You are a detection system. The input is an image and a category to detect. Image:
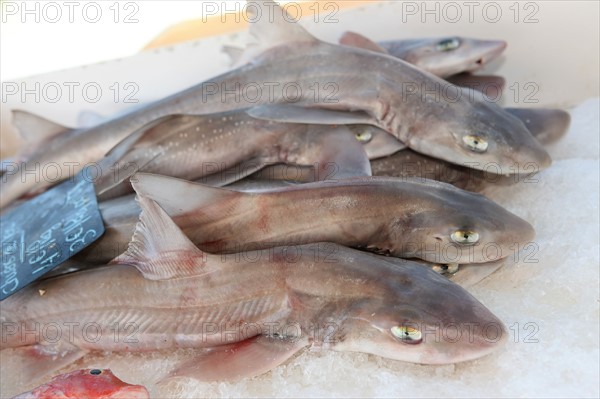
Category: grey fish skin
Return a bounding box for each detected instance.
[0,0,550,209]
[504,108,571,146]
[369,107,571,191]
[67,105,566,268]
[243,2,550,173]
[131,173,534,266]
[446,74,505,98]
[93,109,378,200]
[241,105,571,192]
[1,196,507,382]
[50,186,505,288]
[377,36,507,78]
[371,150,515,192]
[340,31,507,78]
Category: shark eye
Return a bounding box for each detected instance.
[391,326,422,344]
[463,135,488,152]
[90,369,102,375]
[432,263,460,275]
[355,131,373,143]
[436,38,461,51]
[451,230,480,245]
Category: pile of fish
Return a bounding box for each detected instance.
[1,1,571,396]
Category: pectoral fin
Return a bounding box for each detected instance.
[446,74,506,95]
[303,125,372,180]
[196,157,269,187]
[162,335,307,383]
[447,260,505,287]
[245,164,315,184]
[247,104,374,126]
[225,177,300,192]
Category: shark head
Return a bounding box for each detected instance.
[382,178,536,264]
[402,88,553,174]
[401,37,507,78]
[331,258,507,364]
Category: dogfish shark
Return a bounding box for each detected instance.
[0,0,550,209]
[0,194,508,384]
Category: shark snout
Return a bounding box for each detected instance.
[504,115,554,171]
[423,302,508,364]
[485,40,507,61]
[468,39,507,70]
[537,149,553,169]
[513,141,553,171]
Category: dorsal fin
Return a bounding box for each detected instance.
[11,110,73,144]
[130,173,246,218]
[222,45,245,66]
[77,110,107,128]
[237,0,319,64]
[111,194,212,280]
[339,31,390,54]
[247,0,317,46]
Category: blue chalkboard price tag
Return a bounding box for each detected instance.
[1,169,105,300]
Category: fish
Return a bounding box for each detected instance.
[48,187,505,287]
[246,105,570,182]
[370,149,518,192]
[11,369,149,399]
[91,108,396,200]
[504,107,572,146]
[368,107,571,191]
[339,32,570,147]
[127,173,534,266]
[0,0,551,209]
[339,31,507,78]
[61,105,561,269]
[1,194,508,383]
